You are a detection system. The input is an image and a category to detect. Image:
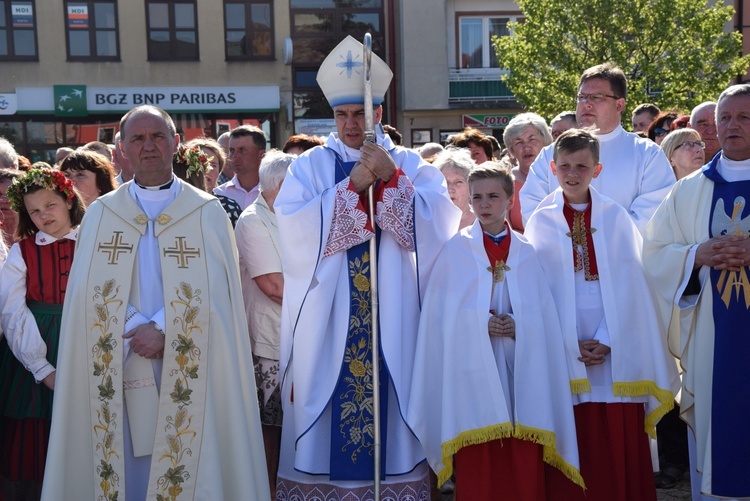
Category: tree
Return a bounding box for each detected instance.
[494,0,750,120]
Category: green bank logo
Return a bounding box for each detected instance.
[53,85,87,117]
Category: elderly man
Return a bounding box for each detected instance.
[113,131,133,184]
[274,36,459,499]
[520,63,675,232]
[690,101,720,161]
[644,84,750,500]
[214,125,265,210]
[42,105,269,501]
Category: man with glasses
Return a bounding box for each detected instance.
[644,83,750,501]
[690,101,720,161]
[520,63,675,233]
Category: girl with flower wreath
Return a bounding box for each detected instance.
[0,167,85,499]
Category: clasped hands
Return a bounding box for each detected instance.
[124,322,165,360]
[578,340,610,367]
[488,313,515,338]
[695,234,750,271]
[349,141,397,193]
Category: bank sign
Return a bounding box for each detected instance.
[46,85,279,116]
[463,113,516,129]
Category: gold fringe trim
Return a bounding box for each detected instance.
[612,381,675,438]
[437,423,514,486]
[515,424,586,489]
[570,378,591,395]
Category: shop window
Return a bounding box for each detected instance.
[0,0,38,60]
[224,0,273,60]
[146,0,198,60]
[64,1,119,60]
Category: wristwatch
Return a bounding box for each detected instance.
[149,320,165,337]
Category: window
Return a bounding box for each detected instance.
[0,0,38,60]
[146,0,198,60]
[65,1,119,60]
[458,14,521,69]
[224,0,273,60]
[289,0,385,122]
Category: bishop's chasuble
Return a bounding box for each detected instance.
[274,133,459,499]
[42,179,269,501]
[644,154,750,499]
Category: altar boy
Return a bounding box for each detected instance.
[408,164,583,501]
[525,129,677,501]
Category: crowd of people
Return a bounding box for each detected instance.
[0,34,747,501]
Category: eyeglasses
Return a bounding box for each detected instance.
[653,128,669,137]
[675,140,705,150]
[575,93,620,103]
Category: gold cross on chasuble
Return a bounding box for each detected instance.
[487,260,510,283]
[163,236,201,269]
[97,231,134,264]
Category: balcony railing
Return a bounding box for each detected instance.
[449,68,515,103]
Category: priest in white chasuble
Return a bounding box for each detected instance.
[42,105,269,501]
[273,36,459,500]
[644,84,750,501]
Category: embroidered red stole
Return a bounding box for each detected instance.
[563,201,599,281]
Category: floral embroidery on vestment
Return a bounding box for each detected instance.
[376,174,415,251]
[324,181,375,257]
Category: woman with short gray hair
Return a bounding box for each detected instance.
[433,147,476,231]
[503,113,553,232]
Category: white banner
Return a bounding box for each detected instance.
[87,86,280,112]
[0,94,18,115]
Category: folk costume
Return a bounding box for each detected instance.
[407,220,583,500]
[525,186,677,501]
[520,125,675,232]
[274,36,460,501]
[643,154,750,499]
[42,179,269,501]
[0,228,76,495]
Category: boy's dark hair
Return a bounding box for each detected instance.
[468,162,514,199]
[553,128,600,164]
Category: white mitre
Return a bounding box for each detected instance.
[316,35,393,107]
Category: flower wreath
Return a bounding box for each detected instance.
[174,144,213,179]
[6,167,76,213]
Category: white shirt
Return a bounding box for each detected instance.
[213,174,259,211]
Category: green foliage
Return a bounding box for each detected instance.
[495,0,750,121]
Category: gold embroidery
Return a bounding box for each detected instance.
[339,252,374,464]
[91,279,123,501]
[134,214,173,226]
[487,260,510,283]
[97,231,134,265]
[716,268,750,308]
[163,237,202,269]
[155,282,203,501]
[567,211,598,281]
[710,197,750,308]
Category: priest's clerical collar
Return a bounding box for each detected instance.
[485,229,508,244]
[134,177,174,191]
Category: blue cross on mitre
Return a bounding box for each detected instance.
[337,50,364,78]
